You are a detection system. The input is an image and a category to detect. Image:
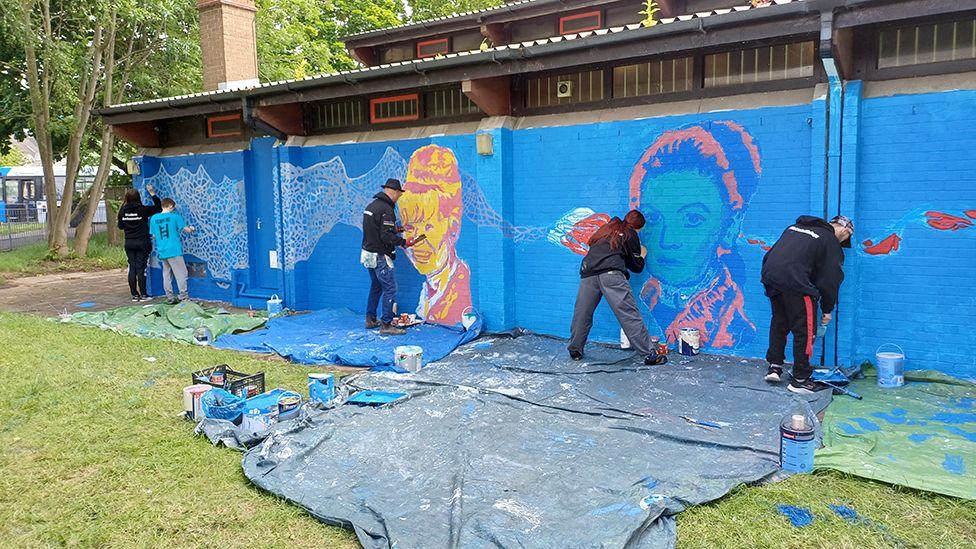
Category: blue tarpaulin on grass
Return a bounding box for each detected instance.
[214,308,483,371]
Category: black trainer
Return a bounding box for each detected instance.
[764,364,783,383]
[644,353,668,366]
[787,378,828,395]
[568,350,583,361]
[130,296,140,302]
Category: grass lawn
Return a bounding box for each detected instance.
[0,232,126,285]
[0,311,973,547]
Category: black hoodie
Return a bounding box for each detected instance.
[579,222,645,279]
[761,215,846,313]
[117,195,162,250]
[361,192,406,259]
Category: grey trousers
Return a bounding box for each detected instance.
[160,255,189,300]
[568,270,654,357]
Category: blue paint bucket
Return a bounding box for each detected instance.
[267,294,283,317]
[276,392,302,421]
[876,344,905,388]
[678,328,700,356]
[308,372,335,405]
[780,414,816,473]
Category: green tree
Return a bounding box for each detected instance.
[406,0,504,22]
[256,0,404,81]
[0,146,30,166]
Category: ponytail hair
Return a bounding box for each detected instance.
[588,210,645,251]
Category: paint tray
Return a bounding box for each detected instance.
[347,390,407,406]
[812,368,850,386]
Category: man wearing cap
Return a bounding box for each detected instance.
[761,215,854,394]
[361,179,419,335]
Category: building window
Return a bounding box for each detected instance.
[416,38,449,58]
[704,41,815,88]
[206,114,242,138]
[308,99,365,132]
[370,94,420,123]
[559,11,602,35]
[878,18,976,68]
[613,57,693,98]
[526,70,605,108]
[424,88,481,119]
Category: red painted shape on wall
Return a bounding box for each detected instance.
[562,213,611,255]
[925,211,974,231]
[862,233,901,255]
[965,210,976,219]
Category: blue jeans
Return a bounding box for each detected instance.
[366,257,397,324]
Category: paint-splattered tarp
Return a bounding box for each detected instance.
[213,308,482,371]
[816,369,976,500]
[63,301,266,344]
[242,335,830,548]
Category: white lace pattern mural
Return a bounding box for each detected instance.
[141,163,248,282]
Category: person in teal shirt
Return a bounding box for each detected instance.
[149,198,195,304]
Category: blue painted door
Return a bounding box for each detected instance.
[245,137,281,294]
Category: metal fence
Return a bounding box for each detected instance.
[0,203,107,252]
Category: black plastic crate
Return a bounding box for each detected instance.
[192,364,265,399]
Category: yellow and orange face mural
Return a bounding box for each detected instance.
[398,145,473,325]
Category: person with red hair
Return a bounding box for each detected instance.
[568,210,666,365]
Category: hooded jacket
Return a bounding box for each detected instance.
[362,192,406,259]
[117,195,162,250]
[579,223,645,279]
[761,215,846,313]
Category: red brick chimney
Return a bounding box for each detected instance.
[196,0,259,91]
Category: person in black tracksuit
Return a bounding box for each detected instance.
[761,214,854,394]
[568,210,665,366]
[361,179,419,335]
[117,185,161,301]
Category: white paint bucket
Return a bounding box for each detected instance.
[242,408,274,436]
[678,328,700,356]
[308,373,335,404]
[183,384,213,421]
[394,345,423,373]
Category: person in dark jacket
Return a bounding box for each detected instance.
[117,185,161,301]
[761,214,853,394]
[568,210,665,365]
[361,179,420,335]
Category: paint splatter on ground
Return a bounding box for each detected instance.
[828,504,859,522]
[776,505,814,527]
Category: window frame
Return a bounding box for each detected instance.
[206,113,243,138]
[863,15,976,81]
[559,11,602,35]
[416,37,450,59]
[369,93,421,124]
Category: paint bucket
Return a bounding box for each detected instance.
[394,345,423,373]
[183,384,213,421]
[277,393,302,421]
[242,408,274,436]
[620,328,631,350]
[876,344,905,388]
[461,308,478,330]
[267,294,283,317]
[678,328,700,356]
[193,326,212,346]
[779,414,816,473]
[308,373,336,405]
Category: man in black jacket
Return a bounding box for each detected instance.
[761,215,854,394]
[361,179,418,335]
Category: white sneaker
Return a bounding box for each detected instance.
[765,364,784,382]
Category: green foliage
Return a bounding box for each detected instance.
[640,0,660,27]
[256,0,405,81]
[0,145,29,166]
[0,232,125,278]
[406,0,504,21]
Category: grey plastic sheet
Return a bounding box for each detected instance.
[242,335,831,548]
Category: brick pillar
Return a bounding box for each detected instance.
[196,0,259,91]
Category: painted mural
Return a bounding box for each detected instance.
[139,160,248,283]
[860,208,976,256]
[399,145,473,324]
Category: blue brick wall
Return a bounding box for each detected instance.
[130,88,976,380]
[853,89,976,379]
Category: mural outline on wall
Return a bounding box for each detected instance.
[140,162,248,284]
[860,207,976,256]
[398,145,473,325]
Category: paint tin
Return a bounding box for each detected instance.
[183,384,213,421]
[876,344,905,388]
[678,328,700,356]
[620,328,631,350]
[657,342,669,355]
[210,371,225,386]
[308,373,336,405]
[242,408,274,436]
[267,294,283,317]
[193,326,212,346]
[277,393,302,421]
[779,414,816,473]
[394,345,424,373]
